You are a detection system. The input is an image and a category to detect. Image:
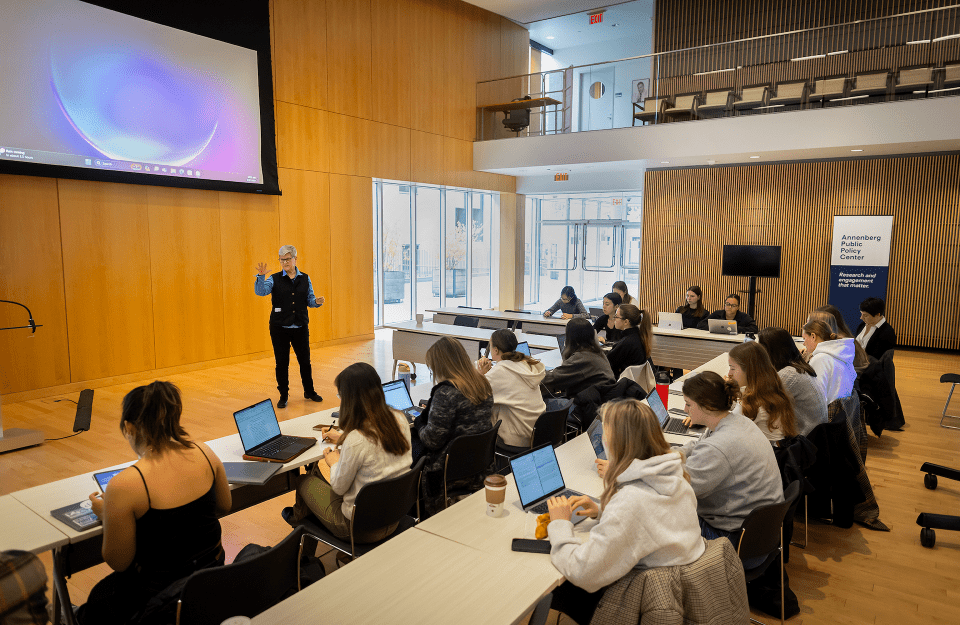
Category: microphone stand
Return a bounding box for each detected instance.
[0,300,45,452]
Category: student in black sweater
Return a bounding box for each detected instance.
[675,285,709,329]
[696,293,758,334]
[592,292,623,344]
[606,304,653,378]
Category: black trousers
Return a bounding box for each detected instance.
[269,324,315,396]
[550,580,605,625]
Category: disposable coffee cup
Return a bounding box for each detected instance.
[416,313,424,325]
[485,474,507,517]
[221,617,252,625]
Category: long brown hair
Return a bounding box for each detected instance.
[334,363,409,455]
[729,342,798,438]
[489,329,540,365]
[426,337,492,405]
[617,304,652,356]
[681,372,740,412]
[678,285,707,318]
[120,381,192,453]
[758,327,816,377]
[597,399,687,511]
[562,318,605,360]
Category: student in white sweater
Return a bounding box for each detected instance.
[291,363,412,543]
[545,399,705,624]
[802,319,857,404]
[476,329,546,449]
[727,341,799,443]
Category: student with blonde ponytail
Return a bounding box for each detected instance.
[802,318,857,404]
[477,329,546,449]
[545,399,704,624]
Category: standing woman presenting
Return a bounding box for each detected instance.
[612,281,638,306]
[675,286,708,329]
[543,286,590,319]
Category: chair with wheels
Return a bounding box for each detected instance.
[917,462,960,548]
[442,422,501,508]
[939,373,960,429]
[280,458,426,560]
[175,526,316,625]
[734,480,801,625]
[495,402,571,471]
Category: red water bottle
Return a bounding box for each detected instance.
[656,370,671,409]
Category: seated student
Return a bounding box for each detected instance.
[543,285,590,319]
[802,318,857,404]
[696,293,758,333]
[413,337,494,514]
[812,306,869,370]
[606,304,653,378]
[591,292,623,344]
[679,372,783,546]
[79,382,232,625]
[758,327,828,436]
[612,280,638,307]
[545,399,705,625]
[855,297,896,360]
[291,363,412,542]
[542,318,615,398]
[476,329,546,450]
[675,285,708,329]
[727,341,799,444]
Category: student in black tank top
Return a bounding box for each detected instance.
[77,381,232,625]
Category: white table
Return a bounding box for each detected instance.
[0,494,69,553]
[428,307,569,336]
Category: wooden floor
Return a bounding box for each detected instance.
[2,330,958,624]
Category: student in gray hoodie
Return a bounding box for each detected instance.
[542,318,615,398]
[477,329,546,448]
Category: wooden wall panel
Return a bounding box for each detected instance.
[219,192,280,356]
[58,180,155,382]
[273,0,328,110]
[276,101,330,173]
[328,174,375,339]
[277,168,333,343]
[410,0,447,134]
[410,130,445,186]
[641,155,960,350]
[325,0,373,120]
[147,187,226,368]
[0,176,70,394]
[371,0,414,129]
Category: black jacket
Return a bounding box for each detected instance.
[606,326,649,378]
[854,321,896,360]
[592,315,622,342]
[697,309,758,334]
[675,305,708,329]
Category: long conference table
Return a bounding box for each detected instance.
[423,307,751,371]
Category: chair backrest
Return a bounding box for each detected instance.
[702,90,731,106]
[773,81,806,98]
[644,96,672,111]
[444,421,501,484]
[177,526,307,625]
[478,318,509,330]
[618,362,656,393]
[853,71,889,90]
[814,76,847,96]
[454,315,479,328]
[736,480,801,564]
[738,85,768,103]
[351,457,426,533]
[943,63,960,81]
[897,67,933,86]
[530,403,571,449]
[673,93,699,109]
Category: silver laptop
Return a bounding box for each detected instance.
[658,312,683,331]
[509,443,591,525]
[707,319,738,335]
[644,388,706,442]
[382,379,422,423]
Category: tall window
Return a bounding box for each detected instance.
[374,180,499,325]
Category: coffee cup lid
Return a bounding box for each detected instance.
[485,474,507,487]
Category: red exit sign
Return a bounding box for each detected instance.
[589,12,603,25]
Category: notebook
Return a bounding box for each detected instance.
[223,461,282,486]
[233,399,317,463]
[707,319,738,335]
[645,388,706,442]
[382,379,422,423]
[658,312,683,331]
[516,341,531,356]
[508,443,590,524]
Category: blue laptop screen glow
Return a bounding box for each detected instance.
[516,341,530,356]
[382,380,414,410]
[235,400,281,450]
[511,445,565,507]
[646,389,670,427]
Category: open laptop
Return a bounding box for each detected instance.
[645,387,706,443]
[589,307,603,319]
[658,312,683,331]
[586,418,606,460]
[233,399,317,463]
[508,443,591,525]
[707,318,738,335]
[382,379,422,423]
[556,334,565,352]
[516,341,531,356]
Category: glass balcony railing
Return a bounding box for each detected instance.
[476,4,960,141]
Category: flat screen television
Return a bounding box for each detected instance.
[0,0,279,195]
[722,245,782,278]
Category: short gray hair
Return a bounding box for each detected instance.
[278,245,297,258]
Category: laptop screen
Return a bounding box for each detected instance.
[382,380,415,410]
[234,399,281,450]
[516,341,530,356]
[557,335,565,352]
[510,444,566,508]
[645,389,671,428]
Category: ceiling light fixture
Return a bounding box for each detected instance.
[851,149,864,152]
[546,36,555,40]
[907,39,931,45]
[790,54,826,62]
[827,50,849,56]
[933,33,960,42]
[750,155,760,159]
[660,161,669,164]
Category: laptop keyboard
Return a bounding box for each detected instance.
[256,435,299,456]
[530,490,580,515]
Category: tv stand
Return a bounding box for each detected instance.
[738,276,760,322]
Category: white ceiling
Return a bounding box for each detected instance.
[527,0,653,51]
[461,0,641,27]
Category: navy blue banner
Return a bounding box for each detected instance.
[829,266,889,334]
[827,216,893,336]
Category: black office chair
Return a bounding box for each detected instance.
[454,315,479,328]
[495,403,571,471]
[527,592,553,625]
[502,96,532,135]
[734,480,801,625]
[505,309,535,330]
[918,462,960,547]
[176,526,315,625]
[442,422,501,508]
[281,458,425,559]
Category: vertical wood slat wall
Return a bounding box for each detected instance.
[641,155,960,350]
